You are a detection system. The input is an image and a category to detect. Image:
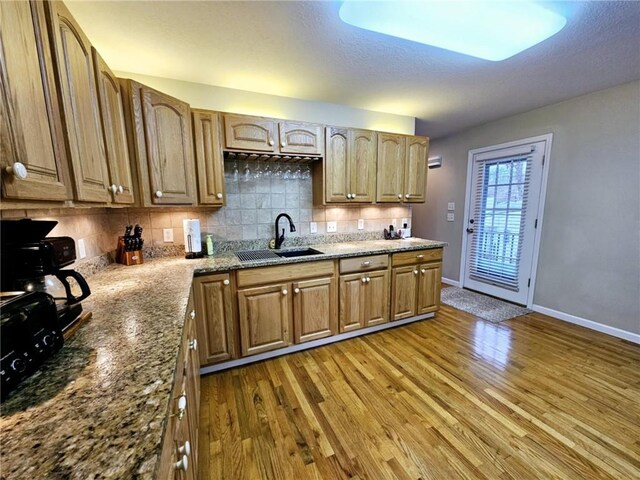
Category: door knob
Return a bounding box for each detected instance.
[189,339,197,351]
[109,184,117,194]
[397,194,402,199]
[413,270,419,275]
[269,139,275,146]
[178,441,191,456]
[223,279,230,285]
[155,190,163,198]
[118,185,124,194]
[282,289,288,295]
[405,194,410,199]
[5,162,28,180]
[281,142,287,147]
[175,455,188,471]
[294,288,300,294]
[217,192,223,199]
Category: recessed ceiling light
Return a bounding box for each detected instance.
[338,1,567,61]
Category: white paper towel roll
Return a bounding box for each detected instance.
[183,219,202,253]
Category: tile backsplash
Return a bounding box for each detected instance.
[1,162,412,259]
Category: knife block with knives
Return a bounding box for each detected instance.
[116,224,144,266]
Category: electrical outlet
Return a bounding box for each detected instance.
[326,221,337,233]
[448,202,455,211]
[77,239,86,259]
[447,213,455,222]
[357,219,364,230]
[310,222,318,234]
[163,228,174,242]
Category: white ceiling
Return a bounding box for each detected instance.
[67,1,640,138]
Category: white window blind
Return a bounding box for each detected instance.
[467,153,532,292]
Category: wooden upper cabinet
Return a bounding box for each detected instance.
[279,121,324,155]
[324,127,350,202]
[120,79,196,206]
[223,114,276,152]
[92,49,134,204]
[192,110,225,206]
[46,1,110,203]
[349,129,377,202]
[192,273,236,366]
[0,1,70,203]
[376,133,406,203]
[404,136,428,203]
[292,276,337,343]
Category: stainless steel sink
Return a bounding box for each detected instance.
[275,248,323,258]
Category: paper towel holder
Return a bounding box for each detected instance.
[183,218,204,259]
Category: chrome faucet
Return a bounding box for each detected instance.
[274,213,296,249]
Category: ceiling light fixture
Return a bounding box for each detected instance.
[338,1,567,61]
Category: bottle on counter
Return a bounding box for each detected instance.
[205,235,214,256]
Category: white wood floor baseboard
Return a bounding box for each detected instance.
[441,277,460,287]
[532,304,640,344]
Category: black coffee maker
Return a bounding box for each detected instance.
[1,219,91,332]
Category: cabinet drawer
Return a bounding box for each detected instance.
[236,260,335,288]
[340,254,388,274]
[392,248,442,267]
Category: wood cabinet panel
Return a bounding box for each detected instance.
[192,273,236,366]
[349,129,377,202]
[238,284,291,356]
[236,261,334,288]
[92,49,134,204]
[392,248,443,267]
[404,136,428,203]
[141,86,195,205]
[324,127,350,203]
[192,110,225,205]
[376,133,405,203]
[224,114,276,152]
[293,276,336,343]
[340,254,388,274]
[279,121,323,155]
[0,1,70,202]
[339,272,365,333]
[417,262,442,314]
[364,269,389,327]
[391,265,418,321]
[47,0,110,203]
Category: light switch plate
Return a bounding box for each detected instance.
[310,222,318,234]
[327,221,337,233]
[163,228,174,242]
[77,239,86,259]
[447,213,455,222]
[357,219,364,230]
[448,202,455,211]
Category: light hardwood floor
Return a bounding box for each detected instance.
[198,296,640,479]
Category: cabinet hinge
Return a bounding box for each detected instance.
[534,219,538,229]
[527,278,531,287]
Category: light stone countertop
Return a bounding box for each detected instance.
[0,238,445,479]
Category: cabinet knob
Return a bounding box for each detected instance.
[223,279,230,286]
[5,162,28,180]
[361,277,367,283]
[269,139,275,146]
[421,269,426,274]
[361,261,371,267]
[175,455,188,471]
[346,193,351,199]
[282,289,288,295]
[178,440,191,456]
[189,339,197,351]
[281,142,287,147]
[109,184,117,194]
[190,310,196,319]
[217,192,223,199]
[294,288,300,294]
[397,194,402,199]
[155,190,163,198]
[405,194,410,199]
[416,254,424,259]
[118,185,124,194]
[366,277,371,283]
[414,270,419,275]
[177,393,187,420]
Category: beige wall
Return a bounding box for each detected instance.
[413,81,640,334]
[115,72,415,135]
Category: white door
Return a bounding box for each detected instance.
[462,138,548,305]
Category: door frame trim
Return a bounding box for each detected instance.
[459,133,553,308]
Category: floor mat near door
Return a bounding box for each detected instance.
[441,286,532,323]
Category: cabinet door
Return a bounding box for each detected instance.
[404,136,428,203]
[192,110,225,205]
[47,1,110,203]
[184,310,199,479]
[417,262,442,314]
[92,49,134,204]
[391,265,418,321]
[349,129,377,203]
[224,114,276,152]
[278,121,324,155]
[339,272,366,332]
[376,133,406,203]
[293,276,336,343]
[364,269,389,327]
[141,86,195,204]
[325,127,350,203]
[192,273,236,366]
[0,1,70,201]
[238,284,291,356]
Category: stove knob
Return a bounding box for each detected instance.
[11,358,26,373]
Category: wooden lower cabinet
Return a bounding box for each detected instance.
[339,269,389,332]
[238,283,292,356]
[365,269,390,327]
[417,262,442,314]
[293,276,337,343]
[192,273,236,366]
[391,250,443,320]
[391,265,419,321]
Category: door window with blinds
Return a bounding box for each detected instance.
[463,138,548,305]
